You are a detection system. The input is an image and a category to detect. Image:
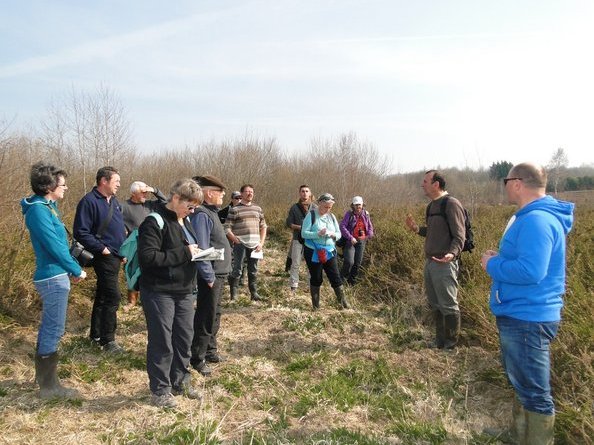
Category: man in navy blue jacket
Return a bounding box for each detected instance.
[74,166,127,353]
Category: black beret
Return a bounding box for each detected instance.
[192,175,226,190]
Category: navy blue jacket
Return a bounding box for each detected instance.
[73,187,126,255]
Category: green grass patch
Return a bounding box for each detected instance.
[281,312,326,335]
[387,420,448,444]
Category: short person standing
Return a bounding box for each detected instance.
[481,163,574,444]
[339,195,374,285]
[137,179,203,408]
[301,193,350,310]
[22,162,86,399]
[121,181,167,310]
[190,175,232,377]
[285,184,316,292]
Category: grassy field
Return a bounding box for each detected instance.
[0,204,592,444]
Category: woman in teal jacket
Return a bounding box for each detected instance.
[21,162,86,399]
[301,193,350,309]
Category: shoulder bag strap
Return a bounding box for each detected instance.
[96,199,116,239]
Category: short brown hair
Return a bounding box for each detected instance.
[510,163,547,189]
[96,166,119,185]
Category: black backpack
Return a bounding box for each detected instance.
[425,196,475,253]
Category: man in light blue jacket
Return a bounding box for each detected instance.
[481,163,574,444]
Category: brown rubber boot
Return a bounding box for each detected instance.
[123,290,139,312]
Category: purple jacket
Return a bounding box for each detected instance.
[339,209,374,245]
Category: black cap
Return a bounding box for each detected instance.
[192,175,226,190]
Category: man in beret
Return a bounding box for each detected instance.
[189,175,232,377]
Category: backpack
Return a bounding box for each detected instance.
[119,212,165,290]
[425,196,475,253]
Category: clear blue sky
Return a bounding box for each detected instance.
[1,0,593,173]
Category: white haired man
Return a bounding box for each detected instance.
[121,181,166,310]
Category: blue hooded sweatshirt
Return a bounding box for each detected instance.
[21,195,82,281]
[487,195,574,322]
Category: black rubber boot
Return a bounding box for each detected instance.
[443,312,460,349]
[310,285,321,310]
[35,352,80,399]
[333,286,350,309]
[433,310,445,349]
[228,277,239,301]
[248,278,261,301]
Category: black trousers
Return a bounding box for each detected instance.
[141,287,194,396]
[303,246,343,288]
[91,253,123,345]
[191,275,225,365]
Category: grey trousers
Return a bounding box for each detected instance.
[423,258,460,315]
[141,287,194,396]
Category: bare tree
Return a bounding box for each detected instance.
[42,84,136,191]
[547,147,568,194]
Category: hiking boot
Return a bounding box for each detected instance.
[103,341,125,354]
[172,383,202,400]
[151,392,177,408]
[205,353,224,363]
[192,360,212,377]
[90,337,101,348]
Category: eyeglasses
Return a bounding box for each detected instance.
[503,177,523,185]
[233,196,241,200]
[185,204,198,211]
[57,184,67,188]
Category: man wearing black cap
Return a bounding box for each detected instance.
[218,191,242,224]
[189,175,232,377]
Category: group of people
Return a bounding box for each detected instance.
[285,185,375,309]
[22,161,573,443]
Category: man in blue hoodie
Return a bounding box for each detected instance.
[481,163,574,445]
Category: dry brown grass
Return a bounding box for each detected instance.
[0,242,518,445]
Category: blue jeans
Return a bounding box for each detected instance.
[496,316,559,415]
[34,274,71,355]
[341,239,366,285]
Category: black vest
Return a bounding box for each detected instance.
[196,204,232,275]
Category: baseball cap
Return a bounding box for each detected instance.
[352,196,363,205]
[231,191,241,199]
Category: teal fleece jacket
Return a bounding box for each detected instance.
[487,195,574,322]
[21,195,82,281]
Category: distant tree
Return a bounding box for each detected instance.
[565,177,578,191]
[547,147,568,194]
[488,161,513,181]
[42,84,135,191]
